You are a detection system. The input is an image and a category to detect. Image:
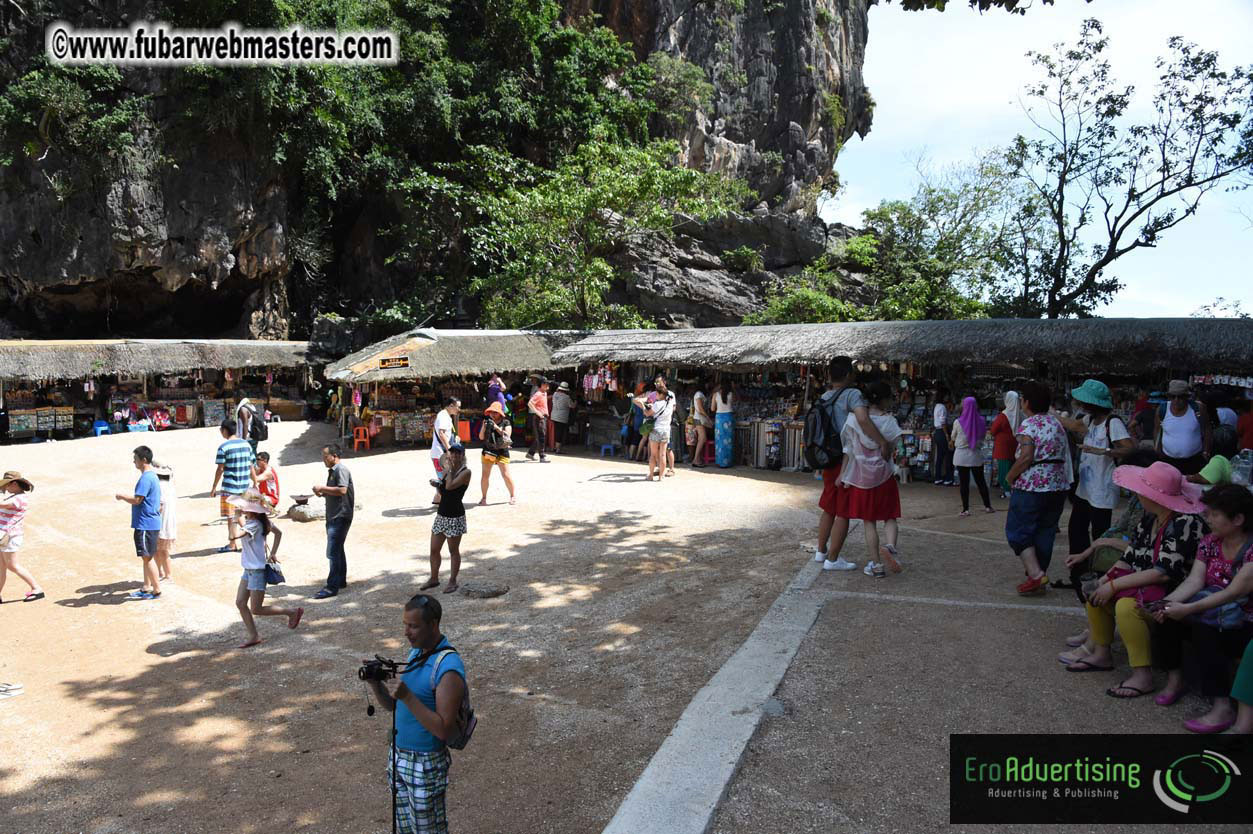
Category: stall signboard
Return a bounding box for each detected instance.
[379,356,410,370]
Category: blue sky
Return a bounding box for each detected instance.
[818,0,1253,317]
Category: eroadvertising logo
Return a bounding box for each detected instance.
[950,735,1251,824]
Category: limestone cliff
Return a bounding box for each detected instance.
[569,0,872,208]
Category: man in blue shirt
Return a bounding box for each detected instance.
[115,445,163,600]
[210,418,256,553]
[366,594,466,834]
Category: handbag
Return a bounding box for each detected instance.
[1104,521,1173,606]
[264,562,286,585]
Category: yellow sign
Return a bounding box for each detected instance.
[379,356,409,370]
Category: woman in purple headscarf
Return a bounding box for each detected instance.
[951,395,994,517]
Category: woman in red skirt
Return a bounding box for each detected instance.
[839,381,904,577]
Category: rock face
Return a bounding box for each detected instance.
[569,0,873,207]
[0,130,290,338]
[608,212,868,327]
[0,1,871,337]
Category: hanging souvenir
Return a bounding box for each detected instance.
[352,387,362,407]
[266,370,274,384]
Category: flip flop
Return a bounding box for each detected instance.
[238,638,263,649]
[1106,684,1155,699]
[444,582,459,594]
[288,607,304,630]
[1064,634,1087,647]
[217,545,233,553]
[418,579,440,591]
[1066,659,1114,672]
[23,592,45,602]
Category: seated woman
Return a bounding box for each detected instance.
[1063,461,1206,699]
[1060,450,1158,652]
[1152,484,1253,732]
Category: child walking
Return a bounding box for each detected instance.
[0,471,43,603]
[228,492,302,648]
[154,464,177,582]
[838,382,904,578]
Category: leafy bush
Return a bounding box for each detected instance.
[720,245,765,273]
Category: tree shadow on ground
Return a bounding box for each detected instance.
[7,511,800,834]
[274,421,339,467]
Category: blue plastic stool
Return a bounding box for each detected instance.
[600,444,617,458]
[92,420,111,437]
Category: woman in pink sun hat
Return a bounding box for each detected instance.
[227,491,302,649]
[1064,461,1207,699]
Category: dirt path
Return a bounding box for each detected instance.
[1,423,838,834]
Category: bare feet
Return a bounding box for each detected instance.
[288,607,304,629]
[418,577,440,591]
[478,498,488,506]
[239,637,262,649]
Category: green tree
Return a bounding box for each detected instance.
[471,138,751,329]
[1003,19,1253,318]
[644,53,713,136]
[743,255,867,325]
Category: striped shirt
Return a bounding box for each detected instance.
[0,493,29,538]
[216,438,255,494]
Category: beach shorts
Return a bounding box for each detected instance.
[134,529,159,558]
[242,568,267,592]
[389,748,451,834]
[220,492,243,518]
[432,514,467,538]
[1,534,23,553]
[648,429,670,445]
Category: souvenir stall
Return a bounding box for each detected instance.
[325,328,581,449]
[0,339,315,442]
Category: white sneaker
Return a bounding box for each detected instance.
[823,556,857,571]
[863,561,878,576]
[813,550,827,563]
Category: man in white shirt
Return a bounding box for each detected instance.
[430,397,461,503]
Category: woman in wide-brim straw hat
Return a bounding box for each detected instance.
[1062,461,1207,699]
[227,490,301,648]
[0,471,43,603]
[478,401,516,506]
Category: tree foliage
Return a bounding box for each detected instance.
[1004,19,1253,317]
[470,138,751,329]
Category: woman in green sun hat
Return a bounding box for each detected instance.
[1069,379,1135,557]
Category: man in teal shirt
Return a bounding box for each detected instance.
[115,445,163,600]
[366,594,467,834]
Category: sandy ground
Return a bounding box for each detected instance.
[0,424,1195,833]
[1,422,823,834]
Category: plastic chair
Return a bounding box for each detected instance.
[353,426,371,451]
[600,443,617,458]
[92,420,111,437]
[702,440,716,465]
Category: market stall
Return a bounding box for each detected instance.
[324,328,581,449]
[0,339,316,442]
[554,318,1253,474]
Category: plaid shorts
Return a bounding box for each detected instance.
[388,748,451,834]
[220,492,243,518]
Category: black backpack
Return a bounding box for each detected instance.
[247,404,269,442]
[804,388,852,470]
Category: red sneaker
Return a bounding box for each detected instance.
[1017,575,1049,596]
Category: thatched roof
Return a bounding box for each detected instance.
[0,339,313,382]
[552,319,1253,373]
[326,329,583,383]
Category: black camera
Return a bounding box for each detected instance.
[358,655,399,682]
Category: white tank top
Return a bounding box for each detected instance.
[1161,406,1203,459]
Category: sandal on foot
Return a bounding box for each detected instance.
[1106,683,1154,699]
[1154,689,1186,707]
[1066,659,1113,672]
[418,578,440,591]
[288,607,304,630]
[23,591,45,602]
[238,638,263,649]
[444,582,459,594]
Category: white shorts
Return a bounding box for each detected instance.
[1,534,22,553]
[160,513,177,541]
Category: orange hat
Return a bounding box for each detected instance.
[484,401,506,418]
